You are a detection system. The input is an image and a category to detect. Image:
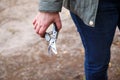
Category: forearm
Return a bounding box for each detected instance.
[39,0,63,12]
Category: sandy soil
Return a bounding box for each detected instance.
[0,0,120,80]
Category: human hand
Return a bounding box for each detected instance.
[33,12,62,38]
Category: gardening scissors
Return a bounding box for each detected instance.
[45,23,58,55]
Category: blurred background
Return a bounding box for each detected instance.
[0,0,120,80]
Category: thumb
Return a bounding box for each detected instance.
[54,16,62,31]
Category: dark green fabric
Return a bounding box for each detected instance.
[39,0,99,27]
[39,0,63,12]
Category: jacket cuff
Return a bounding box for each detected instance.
[39,0,63,12]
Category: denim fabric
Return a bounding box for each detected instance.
[70,1,120,80]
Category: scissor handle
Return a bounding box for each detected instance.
[53,23,59,39]
[53,23,58,32]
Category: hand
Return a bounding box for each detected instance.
[33,12,62,38]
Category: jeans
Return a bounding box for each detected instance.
[70,0,120,80]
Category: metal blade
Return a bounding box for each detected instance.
[48,38,57,54]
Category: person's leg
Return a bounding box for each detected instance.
[70,1,119,80]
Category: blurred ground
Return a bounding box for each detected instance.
[0,0,120,80]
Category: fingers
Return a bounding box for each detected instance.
[39,23,50,38]
[33,15,37,25]
[32,18,36,25]
[33,16,37,29]
[34,22,38,29]
[33,19,50,38]
[35,23,40,34]
[32,12,62,38]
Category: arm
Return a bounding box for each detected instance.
[33,0,63,37]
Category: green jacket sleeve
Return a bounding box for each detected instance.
[39,0,63,12]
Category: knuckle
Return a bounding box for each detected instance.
[35,28,40,34]
[59,27,62,30]
[36,31,39,34]
[39,32,43,36]
[40,34,44,38]
[43,23,48,28]
[32,21,35,25]
[57,24,62,30]
[34,26,36,29]
[39,31,45,38]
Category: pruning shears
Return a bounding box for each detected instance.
[45,23,58,55]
